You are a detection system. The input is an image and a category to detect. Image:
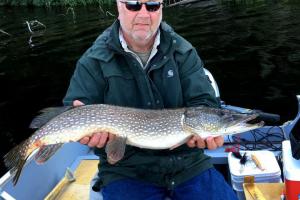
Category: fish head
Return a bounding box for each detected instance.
[183,106,223,134]
[183,106,264,138]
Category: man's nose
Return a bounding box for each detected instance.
[138,3,149,14]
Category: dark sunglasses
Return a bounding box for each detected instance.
[119,1,162,12]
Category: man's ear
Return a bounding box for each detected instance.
[116,1,121,20]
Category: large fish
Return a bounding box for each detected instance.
[4,104,264,185]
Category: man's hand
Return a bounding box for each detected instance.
[187,135,224,150]
[73,100,115,148]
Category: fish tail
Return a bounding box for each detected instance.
[11,157,27,185]
[4,140,37,186]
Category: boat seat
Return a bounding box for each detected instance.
[203,68,220,99]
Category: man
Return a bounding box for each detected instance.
[63,0,238,199]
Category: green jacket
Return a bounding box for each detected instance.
[63,20,220,189]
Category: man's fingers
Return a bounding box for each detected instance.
[88,133,101,147]
[80,136,90,145]
[97,132,109,148]
[73,100,85,107]
[206,137,217,150]
[187,136,197,148]
[214,136,224,147]
[79,132,113,148]
[187,135,206,148]
[195,136,206,149]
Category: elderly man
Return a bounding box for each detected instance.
[63,0,238,199]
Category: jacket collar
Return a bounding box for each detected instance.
[87,20,185,62]
[86,20,120,62]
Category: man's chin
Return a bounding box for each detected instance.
[132,33,153,43]
[132,31,153,41]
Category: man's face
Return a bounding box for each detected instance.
[117,0,162,45]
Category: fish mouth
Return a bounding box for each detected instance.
[247,120,264,127]
[224,120,264,135]
[244,114,263,125]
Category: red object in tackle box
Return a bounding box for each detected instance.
[282,140,300,200]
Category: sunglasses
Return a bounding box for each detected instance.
[119,1,162,12]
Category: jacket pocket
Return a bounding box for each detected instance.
[102,64,139,106]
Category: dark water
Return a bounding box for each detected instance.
[0,0,300,176]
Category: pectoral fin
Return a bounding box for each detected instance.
[35,143,63,164]
[105,136,127,164]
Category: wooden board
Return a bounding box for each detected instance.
[45,160,99,200]
[243,183,285,200]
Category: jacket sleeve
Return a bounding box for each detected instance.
[177,48,220,108]
[63,56,106,106]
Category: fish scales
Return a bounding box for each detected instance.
[4,104,264,185]
[42,104,189,149]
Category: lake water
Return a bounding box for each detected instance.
[0,0,300,175]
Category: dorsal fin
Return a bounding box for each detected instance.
[29,106,73,129]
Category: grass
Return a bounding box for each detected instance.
[0,0,114,7]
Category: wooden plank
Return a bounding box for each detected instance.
[73,160,99,185]
[243,183,285,200]
[44,160,99,200]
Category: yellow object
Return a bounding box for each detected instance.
[243,182,285,200]
[251,154,265,171]
[44,160,99,200]
[244,183,266,200]
[44,168,75,200]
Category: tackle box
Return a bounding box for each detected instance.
[228,150,282,200]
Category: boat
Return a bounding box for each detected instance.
[1,69,299,200]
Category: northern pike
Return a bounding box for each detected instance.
[4,104,264,185]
